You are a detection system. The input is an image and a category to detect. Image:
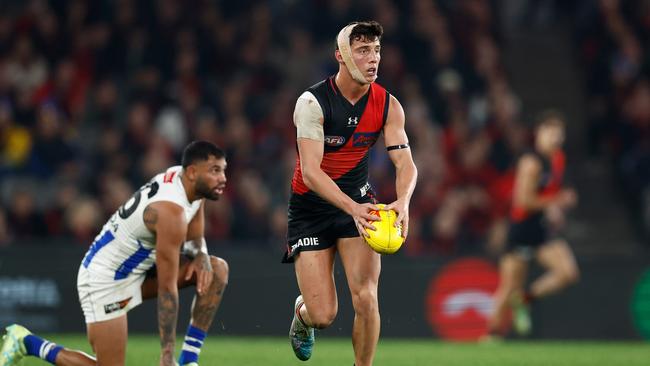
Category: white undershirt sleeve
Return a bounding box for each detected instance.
[293,91,324,142]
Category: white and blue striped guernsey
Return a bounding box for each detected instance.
[81,165,202,281]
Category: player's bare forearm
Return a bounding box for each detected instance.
[298,138,378,234]
[304,167,379,236]
[525,194,557,211]
[185,202,206,252]
[297,136,363,214]
[158,289,178,364]
[303,167,357,214]
[298,138,357,214]
[384,95,417,207]
[386,147,417,207]
[385,159,416,238]
[151,202,186,365]
[182,204,213,297]
[394,160,417,204]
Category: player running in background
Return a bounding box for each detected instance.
[487,112,580,337]
[283,21,418,366]
[1,141,230,366]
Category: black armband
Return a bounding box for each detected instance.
[386,143,410,151]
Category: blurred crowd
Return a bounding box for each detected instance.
[574,0,650,243]
[0,0,592,256]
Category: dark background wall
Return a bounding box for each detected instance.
[0,0,649,343]
[2,243,648,340]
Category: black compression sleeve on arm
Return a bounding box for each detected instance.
[386,144,410,151]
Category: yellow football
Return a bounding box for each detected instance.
[364,204,404,254]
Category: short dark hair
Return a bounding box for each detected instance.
[335,20,383,49]
[181,141,225,168]
[535,109,566,129]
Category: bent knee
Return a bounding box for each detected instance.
[309,307,337,329]
[564,266,580,285]
[351,287,379,314]
[210,256,229,287]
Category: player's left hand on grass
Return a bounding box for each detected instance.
[384,199,409,239]
[186,252,213,296]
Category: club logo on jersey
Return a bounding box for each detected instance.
[347,116,359,127]
[163,171,176,183]
[104,297,132,314]
[352,132,379,147]
[324,135,346,146]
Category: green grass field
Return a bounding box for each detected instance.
[15,335,650,366]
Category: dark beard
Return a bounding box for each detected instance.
[196,179,220,201]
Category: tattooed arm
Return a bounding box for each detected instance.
[183,201,213,295]
[146,202,187,366]
[183,201,209,257]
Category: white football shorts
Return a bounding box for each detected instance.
[77,266,146,323]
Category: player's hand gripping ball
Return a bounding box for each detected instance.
[364,204,404,254]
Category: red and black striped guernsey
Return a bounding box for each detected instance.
[289,76,390,216]
[510,150,566,222]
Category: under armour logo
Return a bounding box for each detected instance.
[347,116,359,126]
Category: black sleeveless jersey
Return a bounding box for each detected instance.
[289,76,390,215]
[511,149,566,222]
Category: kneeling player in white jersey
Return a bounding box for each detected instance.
[1,141,229,366]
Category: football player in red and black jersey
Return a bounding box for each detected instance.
[284,21,417,365]
[487,111,580,338]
